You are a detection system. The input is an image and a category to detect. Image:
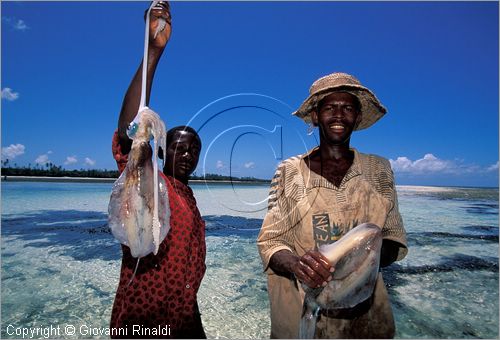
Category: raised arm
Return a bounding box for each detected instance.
[117,1,172,154]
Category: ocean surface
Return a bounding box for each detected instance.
[1,181,498,339]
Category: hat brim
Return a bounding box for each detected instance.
[292,84,387,131]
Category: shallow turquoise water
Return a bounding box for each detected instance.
[1,181,498,338]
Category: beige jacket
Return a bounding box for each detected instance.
[257,148,408,338]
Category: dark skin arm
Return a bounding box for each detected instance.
[380,239,400,267]
[269,250,333,289]
[117,1,172,155]
[269,239,400,289]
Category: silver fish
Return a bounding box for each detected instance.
[108,108,169,259]
[299,223,383,338]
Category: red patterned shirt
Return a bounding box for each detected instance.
[110,131,206,338]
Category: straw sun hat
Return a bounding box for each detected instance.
[292,72,387,131]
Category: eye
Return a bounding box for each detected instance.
[343,105,354,113]
[191,147,201,156]
[173,144,187,153]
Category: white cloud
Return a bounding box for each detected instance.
[487,161,499,172]
[35,154,50,165]
[14,19,28,30]
[390,153,495,175]
[390,156,412,172]
[391,154,455,174]
[84,158,96,166]
[3,17,29,31]
[1,88,20,101]
[1,144,25,160]
[216,160,225,169]
[244,161,255,169]
[64,156,78,165]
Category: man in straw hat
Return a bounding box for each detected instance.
[257,72,408,338]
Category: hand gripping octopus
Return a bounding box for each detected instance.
[108,1,169,283]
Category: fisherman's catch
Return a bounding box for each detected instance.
[108,108,169,258]
[299,223,383,338]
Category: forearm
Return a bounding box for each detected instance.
[117,47,164,153]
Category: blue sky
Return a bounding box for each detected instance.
[2,1,498,187]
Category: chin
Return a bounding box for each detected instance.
[325,132,351,144]
[175,171,191,181]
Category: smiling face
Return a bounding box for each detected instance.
[311,92,362,146]
[163,130,201,184]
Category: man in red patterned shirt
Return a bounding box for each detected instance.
[110,2,206,338]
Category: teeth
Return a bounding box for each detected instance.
[329,124,344,129]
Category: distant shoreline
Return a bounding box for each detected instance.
[1,176,496,189]
[1,175,116,183]
[1,175,271,185]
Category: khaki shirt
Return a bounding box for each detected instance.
[257,148,408,338]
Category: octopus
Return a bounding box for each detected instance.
[108,108,169,259]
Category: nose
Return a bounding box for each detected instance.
[181,150,192,161]
[331,105,344,118]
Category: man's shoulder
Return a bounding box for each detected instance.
[356,151,396,197]
[270,154,305,187]
[356,150,392,171]
[269,154,306,203]
[276,154,303,171]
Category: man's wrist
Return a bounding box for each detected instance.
[148,45,165,59]
[270,250,300,276]
[285,254,300,275]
